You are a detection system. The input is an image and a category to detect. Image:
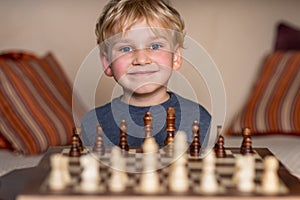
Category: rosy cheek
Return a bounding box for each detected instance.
[111,60,128,79]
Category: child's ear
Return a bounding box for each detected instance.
[101,53,113,77]
[173,45,182,71]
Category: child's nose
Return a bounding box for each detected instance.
[132,49,151,65]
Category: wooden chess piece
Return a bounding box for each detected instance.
[164,107,176,145]
[69,134,81,157]
[215,125,226,158]
[143,111,153,139]
[190,120,201,157]
[93,125,105,156]
[118,119,129,151]
[240,127,254,155]
[72,127,83,152]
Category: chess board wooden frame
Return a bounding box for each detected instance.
[17,146,300,200]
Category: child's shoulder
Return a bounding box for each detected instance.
[82,101,111,121]
[169,92,210,115]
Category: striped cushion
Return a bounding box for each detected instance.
[0,52,82,154]
[227,51,300,135]
[0,132,14,151]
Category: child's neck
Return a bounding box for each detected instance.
[121,89,170,107]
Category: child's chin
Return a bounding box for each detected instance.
[131,84,165,95]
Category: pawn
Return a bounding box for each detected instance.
[93,125,105,156]
[262,156,280,194]
[200,151,218,193]
[240,128,254,155]
[174,131,188,159]
[241,136,254,155]
[143,111,153,139]
[169,163,189,193]
[215,126,226,158]
[118,119,129,151]
[140,171,160,194]
[72,127,83,152]
[69,135,81,157]
[190,120,201,157]
[235,155,255,193]
[109,147,128,192]
[109,168,128,192]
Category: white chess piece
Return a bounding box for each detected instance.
[48,154,69,190]
[236,155,255,193]
[60,155,72,185]
[109,146,128,192]
[109,168,128,192]
[174,131,188,159]
[80,154,100,192]
[110,146,123,170]
[142,137,159,171]
[200,151,218,193]
[140,171,160,193]
[262,156,280,194]
[139,137,160,193]
[168,131,189,193]
[169,163,189,192]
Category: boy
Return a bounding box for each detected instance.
[81,0,211,147]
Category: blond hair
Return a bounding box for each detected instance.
[95,0,185,51]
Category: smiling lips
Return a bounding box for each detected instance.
[127,65,160,76]
[128,70,158,75]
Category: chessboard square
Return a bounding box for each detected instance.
[216,157,235,164]
[134,152,143,159]
[128,149,137,154]
[189,172,199,181]
[127,174,138,186]
[225,149,233,155]
[159,157,173,166]
[255,162,264,170]
[126,163,143,173]
[99,158,110,165]
[219,177,234,188]
[216,166,235,175]
[253,151,262,159]
[61,148,70,155]
[126,156,139,165]
[187,161,202,169]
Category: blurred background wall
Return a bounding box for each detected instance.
[1,0,300,129]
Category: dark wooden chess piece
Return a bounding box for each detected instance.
[72,127,83,152]
[164,107,176,145]
[69,134,81,157]
[118,119,129,151]
[190,120,201,157]
[143,111,153,139]
[215,125,227,158]
[240,127,254,155]
[93,125,105,156]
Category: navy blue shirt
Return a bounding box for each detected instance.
[81,92,211,147]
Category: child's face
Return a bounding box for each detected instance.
[101,20,182,96]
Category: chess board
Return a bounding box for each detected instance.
[17,146,300,200]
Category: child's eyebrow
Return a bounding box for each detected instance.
[109,38,134,49]
[148,36,169,42]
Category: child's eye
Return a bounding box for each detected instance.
[150,43,162,50]
[120,46,133,53]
